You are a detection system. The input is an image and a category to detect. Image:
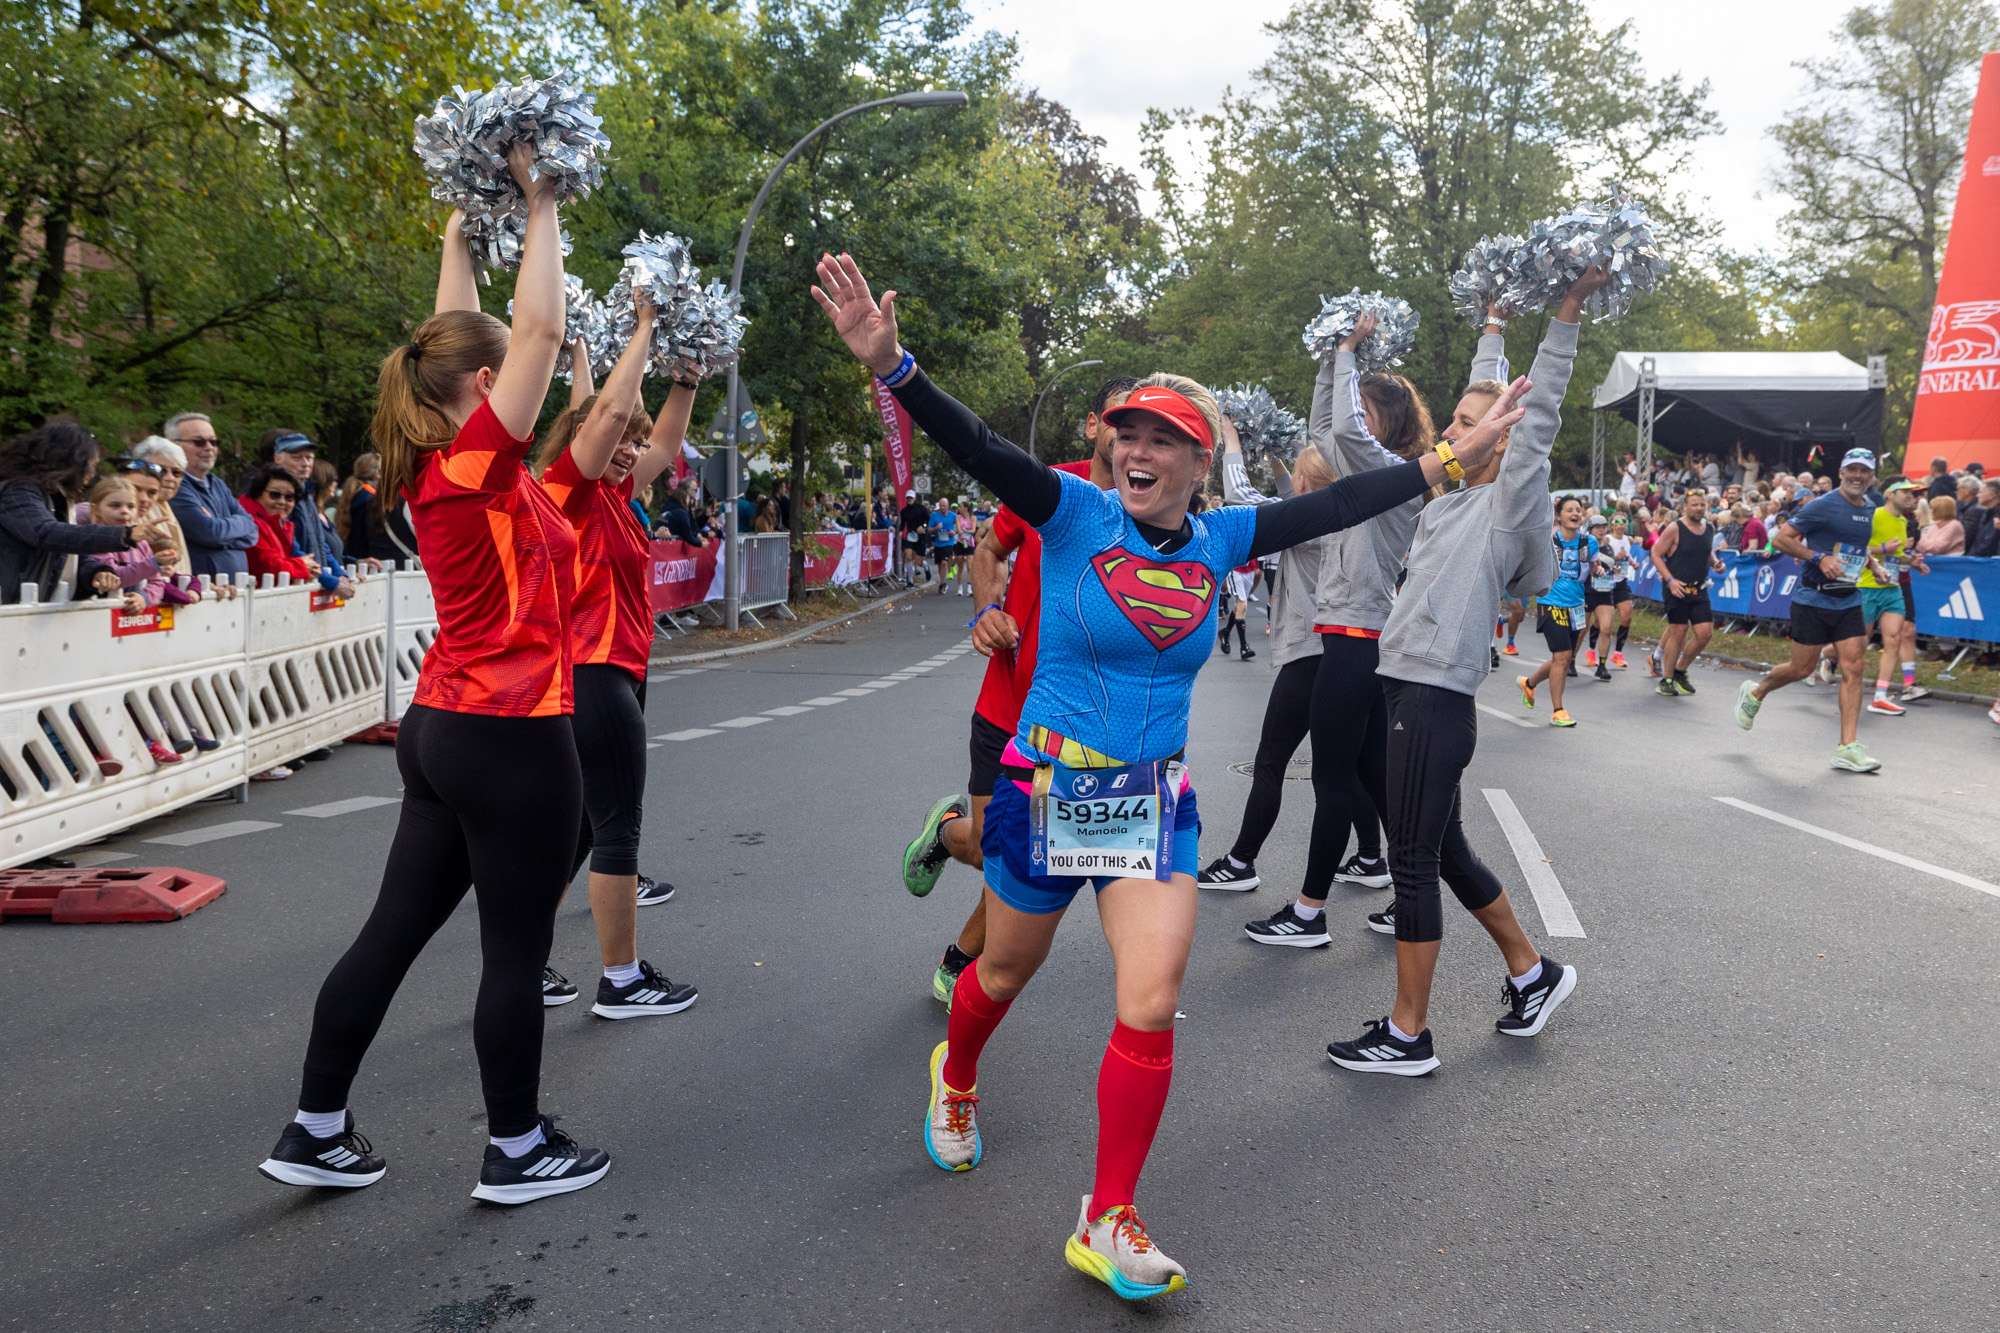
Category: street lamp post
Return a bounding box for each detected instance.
[722,89,968,630]
[1026,359,1103,461]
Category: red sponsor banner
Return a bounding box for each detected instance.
[111,605,174,637]
[874,377,915,502]
[1908,52,2000,476]
[309,590,346,612]
[646,538,721,612]
[801,533,844,588]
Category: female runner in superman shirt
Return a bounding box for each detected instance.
[812,252,1526,1300]
[259,147,609,1206]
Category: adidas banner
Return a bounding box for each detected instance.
[1912,556,2000,642]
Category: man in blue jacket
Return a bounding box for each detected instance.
[163,412,257,578]
[269,432,353,594]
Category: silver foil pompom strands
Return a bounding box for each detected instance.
[1301,290,1420,372]
[1213,383,1307,469]
[1450,186,1668,326]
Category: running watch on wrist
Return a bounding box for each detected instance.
[1435,441,1463,482]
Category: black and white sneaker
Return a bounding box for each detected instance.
[1495,955,1577,1037]
[469,1116,609,1205]
[635,874,676,907]
[541,966,579,1007]
[1244,903,1331,948]
[1333,854,1392,889]
[1196,856,1259,892]
[1327,1018,1439,1076]
[1490,646,1501,670]
[257,1112,386,1189]
[591,960,698,1019]
[1366,905,1396,935]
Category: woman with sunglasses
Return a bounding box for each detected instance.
[812,251,1524,1300]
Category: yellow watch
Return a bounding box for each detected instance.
[1435,440,1464,482]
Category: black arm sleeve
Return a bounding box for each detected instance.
[1247,459,1429,559]
[888,367,1062,526]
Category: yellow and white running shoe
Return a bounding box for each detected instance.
[923,1041,981,1171]
[1064,1194,1189,1299]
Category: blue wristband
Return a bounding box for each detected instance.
[880,349,916,389]
[967,603,1003,629]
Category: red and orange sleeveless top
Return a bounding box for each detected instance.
[540,450,653,682]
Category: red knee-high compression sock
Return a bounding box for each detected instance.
[942,960,1011,1092]
[1089,1020,1175,1218]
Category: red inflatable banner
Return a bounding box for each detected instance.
[1908,51,2000,476]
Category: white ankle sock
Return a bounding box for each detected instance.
[604,960,642,987]
[490,1124,547,1158]
[1292,900,1324,921]
[1226,854,1249,870]
[1387,1018,1418,1043]
[294,1108,346,1139]
[1511,960,1544,990]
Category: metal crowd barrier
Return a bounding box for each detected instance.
[0,568,438,870]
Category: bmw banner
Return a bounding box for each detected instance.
[1912,555,2000,643]
[1745,555,1799,621]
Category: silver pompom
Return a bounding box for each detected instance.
[1449,234,1525,329]
[414,70,610,275]
[601,231,704,376]
[510,275,617,383]
[1475,187,1667,323]
[1301,290,1420,372]
[657,281,749,382]
[1213,383,1307,468]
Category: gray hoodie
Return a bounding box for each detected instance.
[1376,319,1579,695]
[1221,453,1319,668]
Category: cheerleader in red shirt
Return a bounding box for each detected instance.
[535,293,706,1019]
[259,144,608,1206]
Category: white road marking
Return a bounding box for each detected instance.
[1480,789,1586,938]
[68,850,134,867]
[919,658,952,667]
[1476,704,1538,730]
[798,697,847,707]
[286,796,400,818]
[763,705,814,717]
[712,716,771,728]
[1715,797,2000,899]
[646,743,662,749]
[835,687,878,697]
[658,728,723,741]
[144,820,283,847]
[863,679,902,688]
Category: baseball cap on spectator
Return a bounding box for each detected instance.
[1840,448,1876,471]
[272,433,314,454]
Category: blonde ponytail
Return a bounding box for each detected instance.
[372,310,509,506]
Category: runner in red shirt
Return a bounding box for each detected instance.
[901,376,1137,1005]
[262,149,611,1207]
[535,294,707,1021]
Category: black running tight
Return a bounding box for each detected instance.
[1299,634,1389,900]
[569,665,649,879]
[1228,651,1384,867]
[299,704,582,1137]
[1380,679,1504,944]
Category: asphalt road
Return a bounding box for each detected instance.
[4,592,1998,1332]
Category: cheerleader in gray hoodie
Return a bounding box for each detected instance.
[1327,265,1612,1077]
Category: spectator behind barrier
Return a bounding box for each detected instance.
[166,412,259,577]
[266,431,349,586]
[337,452,381,552]
[239,464,318,584]
[1917,495,1966,555]
[1970,480,2000,558]
[656,479,702,545]
[1957,477,1988,549]
[1926,455,1955,501]
[0,422,153,604]
[74,478,169,611]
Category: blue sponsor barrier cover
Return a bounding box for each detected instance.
[1912,556,2000,643]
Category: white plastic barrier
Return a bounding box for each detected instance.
[0,568,440,870]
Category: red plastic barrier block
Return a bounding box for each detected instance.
[0,867,227,924]
[349,722,400,745]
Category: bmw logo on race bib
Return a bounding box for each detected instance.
[1071,773,1100,797]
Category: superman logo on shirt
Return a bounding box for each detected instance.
[1090,550,1217,651]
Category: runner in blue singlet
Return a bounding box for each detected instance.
[811,251,1525,1301]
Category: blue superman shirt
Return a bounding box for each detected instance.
[1019,472,1259,765]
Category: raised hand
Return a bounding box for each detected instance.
[1341,312,1378,354]
[506,141,550,200]
[1558,264,1613,320]
[810,253,903,378]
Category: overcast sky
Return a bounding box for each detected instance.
[963,0,1847,254]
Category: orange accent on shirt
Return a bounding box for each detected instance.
[409,400,577,717]
[541,449,652,681]
[973,460,1096,732]
[1312,623,1383,639]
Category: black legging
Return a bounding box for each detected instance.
[299,704,582,1137]
[1380,678,1504,944]
[569,665,649,879]
[1299,634,1389,900]
[1226,652,1381,866]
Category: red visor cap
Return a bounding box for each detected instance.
[1102,386,1213,450]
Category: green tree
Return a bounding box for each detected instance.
[1770,0,2000,461]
